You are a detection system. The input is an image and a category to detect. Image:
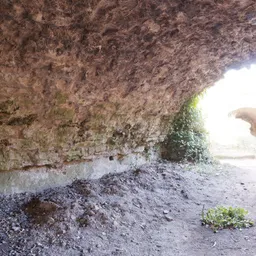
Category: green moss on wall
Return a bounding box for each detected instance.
[49,107,75,121]
[55,91,69,104]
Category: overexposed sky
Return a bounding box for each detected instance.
[200,64,256,147]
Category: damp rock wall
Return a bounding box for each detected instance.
[0,0,256,171]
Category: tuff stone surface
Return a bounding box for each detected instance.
[0,0,256,171]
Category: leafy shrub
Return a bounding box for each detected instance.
[162,94,211,163]
[201,206,254,232]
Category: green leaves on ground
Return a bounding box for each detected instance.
[201,206,254,232]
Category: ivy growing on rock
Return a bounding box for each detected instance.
[162,94,212,163]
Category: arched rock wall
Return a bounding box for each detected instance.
[0,0,256,170]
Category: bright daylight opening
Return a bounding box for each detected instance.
[200,64,256,159]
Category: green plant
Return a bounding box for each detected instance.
[162,94,212,163]
[201,206,254,232]
[76,216,89,227]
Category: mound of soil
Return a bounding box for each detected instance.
[0,160,256,256]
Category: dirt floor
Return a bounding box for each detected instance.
[1,159,256,256]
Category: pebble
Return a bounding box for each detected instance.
[181,190,189,199]
[165,215,173,222]
[94,205,100,211]
[140,223,146,229]
[12,225,20,232]
[163,210,169,214]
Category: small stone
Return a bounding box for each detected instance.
[163,210,169,214]
[140,223,146,229]
[165,215,173,222]
[12,225,20,232]
[181,190,189,199]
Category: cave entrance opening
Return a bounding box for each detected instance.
[199,64,256,159]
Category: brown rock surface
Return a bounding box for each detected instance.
[229,108,256,136]
[0,0,256,171]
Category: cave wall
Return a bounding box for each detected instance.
[0,0,256,171]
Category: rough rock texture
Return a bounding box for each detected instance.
[229,108,256,136]
[0,0,256,171]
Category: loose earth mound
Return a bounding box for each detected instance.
[0,160,256,256]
